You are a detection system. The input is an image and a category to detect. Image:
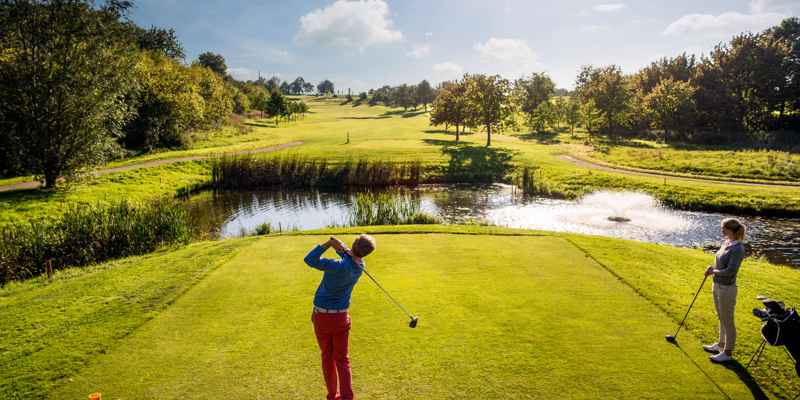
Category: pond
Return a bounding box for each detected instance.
[183,184,800,269]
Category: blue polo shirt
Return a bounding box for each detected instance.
[304,245,364,310]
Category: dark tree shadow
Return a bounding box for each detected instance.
[381,109,428,118]
[423,129,475,137]
[423,139,519,182]
[513,130,559,142]
[244,120,277,128]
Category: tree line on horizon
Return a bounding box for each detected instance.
[2,0,799,188]
[427,17,800,148]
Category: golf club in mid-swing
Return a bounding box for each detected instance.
[360,267,418,328]
[333,238,418,328]
[666,274,708,342]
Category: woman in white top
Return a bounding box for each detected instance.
[703,218,746,362]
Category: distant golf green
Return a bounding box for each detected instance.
[6,228,784,399]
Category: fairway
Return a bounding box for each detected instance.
[53,234,768,399]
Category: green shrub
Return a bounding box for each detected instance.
[0,198,197,285]
[252,220,273,235]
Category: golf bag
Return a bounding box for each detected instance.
[755,299,800,377]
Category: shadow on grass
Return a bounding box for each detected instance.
[244,119,277,128]
[0,185,65,215]
[514,130,560,142]
[668,340,769,400]
[381,109,428,118]
[423,139,519,182]
[423,129,476,137]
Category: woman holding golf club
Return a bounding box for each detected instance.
[703,218,746,362]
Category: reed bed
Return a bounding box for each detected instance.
[210,154,423,189]
[515,165,567,198]
[346,193,440,227]
[0,198,196,285]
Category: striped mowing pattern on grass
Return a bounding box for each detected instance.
[34,229,782,399]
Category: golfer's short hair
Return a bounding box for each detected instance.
[723,218,746,242]
[352,234,376,258]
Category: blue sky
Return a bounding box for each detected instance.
[128,0,800,92]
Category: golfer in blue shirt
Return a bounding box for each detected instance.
[305,234,376,400]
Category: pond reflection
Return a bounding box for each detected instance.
[183,184,800,268]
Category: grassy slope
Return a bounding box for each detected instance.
[4,226,797,398]
[0,239,251,398]
[577,143,800,184]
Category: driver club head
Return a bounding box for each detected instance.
[665,335,676,342]
[409,317,418,328]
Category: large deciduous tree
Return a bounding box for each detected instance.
[317,79,334,95]
[429,78,470,141]
[416,79,434,111]
[514,72,555,124]
[131,25,185,60]
[197,52,227,77]
[643,78,697,143]
[467,74,515,146]
[0,0,138,187]
[563,97,582,136]
[575,64,632,138]
[267,90,287,126]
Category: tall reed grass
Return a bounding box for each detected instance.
[0,198,196,285]
[346,193,440,226]
[515,165,567,198]
[210,154,423,189]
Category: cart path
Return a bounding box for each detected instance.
[0,141,303,192]
[557,154,800,188]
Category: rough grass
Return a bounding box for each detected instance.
[0,239,251,399]
[3,226,797,399]
[584,145,800,183]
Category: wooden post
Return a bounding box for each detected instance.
[46,260,52,278]
[347,132,350,143]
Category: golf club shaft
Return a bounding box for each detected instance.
[673,275,708,337]
[361,269,414,320]
[332,238,414,320]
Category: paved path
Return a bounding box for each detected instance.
[0,141,303,192]
[556,154,800,188]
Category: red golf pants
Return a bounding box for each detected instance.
[312,310,353,400]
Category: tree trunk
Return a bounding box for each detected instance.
[456,124,460,141]
[486,124,491,146]
[44,170,59,189]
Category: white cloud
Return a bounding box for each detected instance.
[750,0,800,13]
[593,3,626,12]
[433,62,463,75]
[474,38,537,63]
[227,67,259,81]
[662,11,790,37]
[425,31,434,36]
[406,43,431,58]
[295,0,403,48]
